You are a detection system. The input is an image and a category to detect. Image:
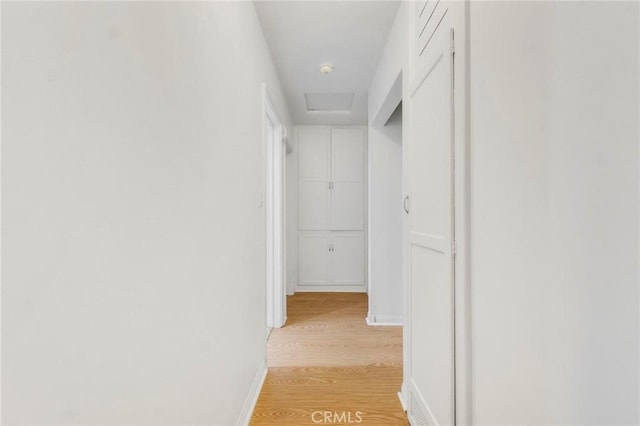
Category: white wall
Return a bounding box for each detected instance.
[1,2,291,424]
[366,2,408,325]
[368,105,404,324]
[470,2,639,424]
[368,1,408,127]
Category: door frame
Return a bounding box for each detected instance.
[264,87,286,330]
[368,71,403,327]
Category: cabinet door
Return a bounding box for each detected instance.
[330,233,364,285]
[298,128,331,230]
[298,234,330,287]
[331,128,364,181]
[299,181,330,230]
[330,128,365,230]
[299,128,330,181]
[331,182,364,230]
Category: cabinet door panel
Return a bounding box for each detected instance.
[299,128,330,181]
[299,181,330,230]
[331,234,364,285]
[331,182,364,230]
[298,234,330,286]
[331,129,365,182]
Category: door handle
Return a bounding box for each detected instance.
[404,195,410,214]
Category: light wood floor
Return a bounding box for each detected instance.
[250,293,408,425]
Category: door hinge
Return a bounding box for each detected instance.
[452,240,457,256]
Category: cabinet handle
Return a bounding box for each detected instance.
[404,195,410,214]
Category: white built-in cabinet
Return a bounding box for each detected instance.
[297,127,366,291]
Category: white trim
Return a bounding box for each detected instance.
[366,314,403,326]
[0,3,4,421]
[264,86,286,329]
[295,285,366,293]
[400,381,409,412]
[397,391,407,412]
[236,360,268,426]
[452,3,472,425]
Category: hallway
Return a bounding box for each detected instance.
[251,293,407,425]
[1,2,638,425]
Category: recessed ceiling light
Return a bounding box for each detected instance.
[320,64,334,74]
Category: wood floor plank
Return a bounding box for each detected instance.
[250,293,408,425]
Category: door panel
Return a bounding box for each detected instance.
[407,26,454,426]
[331,233,364,285]
[331,182,364,230]
[411,247,451,425]
[298,128,330,181]
[298,234,330,286]
[331,128,365,182]
[298,181,330,230]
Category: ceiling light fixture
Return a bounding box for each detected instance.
[320,64,334,74]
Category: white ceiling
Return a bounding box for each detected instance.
[254,1,400,126]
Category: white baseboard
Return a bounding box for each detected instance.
[295,285,367,293]
[397,391,407,412]
[236,359,268,426]
[401,381,408,409]
[366,314,403,326]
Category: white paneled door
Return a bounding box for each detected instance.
[407,25,455,426]
[298,128,331,230]
[298,233,330,286]
[331,232,365,285]
[298,127,365,231]
[298,232,364,289]
[298,127,331,181]
[298,181,330,230]
[331,182,364,230]
[331,129,365,230]
[331,128,365,181]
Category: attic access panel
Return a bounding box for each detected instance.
[305,93,355,112]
